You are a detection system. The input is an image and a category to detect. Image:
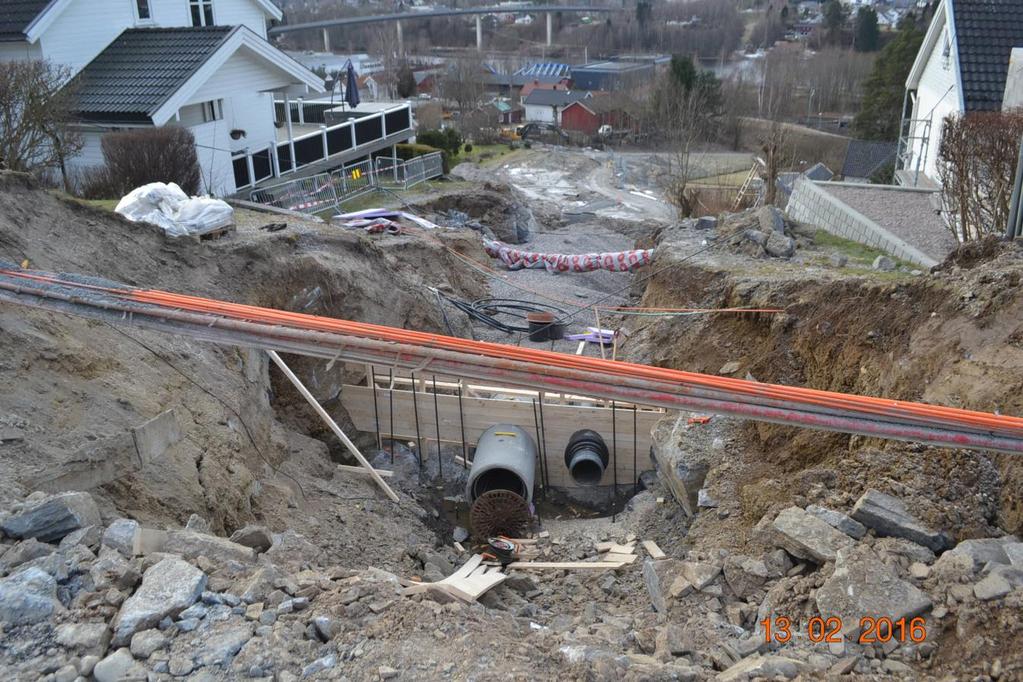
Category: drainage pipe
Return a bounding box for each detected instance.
[466,424,536,503]
[564,429,609,486]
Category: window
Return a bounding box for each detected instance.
[202,99,224,122]
[136,0,151,20]
[190,0,214,27]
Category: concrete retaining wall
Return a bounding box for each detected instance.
[785,177,938,268]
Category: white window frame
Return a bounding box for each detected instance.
[134,0,153,22]
[189,0,216,27]
[202,99,224,123]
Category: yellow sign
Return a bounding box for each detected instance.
[351,168,362,180]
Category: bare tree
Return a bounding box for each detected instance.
[938,110,1023,242]
[440,55,486,117]
[0,60,83,191]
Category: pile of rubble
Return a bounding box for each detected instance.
[684,206,815,260]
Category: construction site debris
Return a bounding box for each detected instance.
[483,237,654,273]
[769,506,856,563]
[115,183,234,238]
[851,488,951,551]
[0,491,101,542]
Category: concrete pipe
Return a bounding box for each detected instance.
[466,424,537,504]
[564,429,609,486]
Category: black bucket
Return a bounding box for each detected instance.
[527,312,564,342]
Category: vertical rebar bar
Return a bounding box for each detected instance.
[432,375,442,480]
[388,368,395,465]
[411,371,423,481]
[537,394,550,491]
[532,398,545,499]
[370,366,381,451]
[632,404,638,495]
[612,400,618,522]
[457,381,468,469]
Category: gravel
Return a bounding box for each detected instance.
[823,185,957,263]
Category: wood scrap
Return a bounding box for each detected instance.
[402,554,506,603]
[595,541,635,554]
[453,541,465,553]
[602,552,638,564]
[505,561,627,570]
[336,464,394,477]
[642,540,666,560]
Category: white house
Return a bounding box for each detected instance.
[522,89,591,124]
[899,0,1023,186]
[0,0,332,195]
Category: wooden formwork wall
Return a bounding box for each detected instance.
[341,370,668,489]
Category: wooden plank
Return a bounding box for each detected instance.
[337,464,394,478]
[505,561,627,570]
[602,552,638,564]
[642,540,666,560]
[343,385,666,488]
[596,541,635,554]
[269,352,400,502]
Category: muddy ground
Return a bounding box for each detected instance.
[1,152,1022,681]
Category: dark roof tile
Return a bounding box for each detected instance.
[953,0,1023,111]
[71,26,235,124]
[842,140,897,179]
[0,0,52,40]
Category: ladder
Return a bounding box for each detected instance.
[732,162,761,210]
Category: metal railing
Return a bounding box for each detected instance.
[249,152,444,214]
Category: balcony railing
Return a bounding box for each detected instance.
[232,104,413,191]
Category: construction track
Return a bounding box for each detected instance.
[3,264,1023,454]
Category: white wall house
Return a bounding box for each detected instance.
[0,0,327,195]
[522,89,590,124]
[900,0,1023,187]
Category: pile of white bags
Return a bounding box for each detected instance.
[115,182,234,237]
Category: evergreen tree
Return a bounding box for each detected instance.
[852,27,925,140]
[854,7,880,52]
[396,62,416,99]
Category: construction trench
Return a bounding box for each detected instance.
[2,166,1023,679]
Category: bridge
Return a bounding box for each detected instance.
[268,5,619,51]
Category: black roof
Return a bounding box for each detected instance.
[842,140,897,179]
[523,89,590,107]
[72,26,236,124]
[0,0,52,41]
[953,0,1023,111]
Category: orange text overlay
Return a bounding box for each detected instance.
[761,616,927,645]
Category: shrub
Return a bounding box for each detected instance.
[100,126,201,197]
[464,143,473,153]
[395,143,450,174]
[416,128,463,157]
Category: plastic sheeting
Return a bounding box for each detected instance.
[115,183,234,237]
[483,238,654,273]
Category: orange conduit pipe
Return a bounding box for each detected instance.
[2,265,1023,454]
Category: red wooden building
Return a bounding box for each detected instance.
[560,98,636,136]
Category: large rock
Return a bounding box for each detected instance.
[815,545,931,639]
[133,528,256,564]
[93,647,146,682]
[717,655,801,681]
[102,519,140,557]
[941,536,1020,570]
[805,505,866,540]
[55,622,111,653]
[194,622,254,667]
[0,492,101,542]
[723,556,771,598]
[757,206,787,234]
[264,529,322,570]
[229,525,273,554]
[764,232,796,258]
[0,538,55,570]
[650,417,709,517]
[643,559,681,613]
[111,557,206,646]
[0,567,63,625]
[770,507,855,563]
[850,489,950,551]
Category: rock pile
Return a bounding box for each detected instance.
[700,206,815,260]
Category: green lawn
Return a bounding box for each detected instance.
[814,229,911,271]
[451,143,519,167]
[70,197,119,211]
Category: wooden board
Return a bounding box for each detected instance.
[505,561,627,570]
[402,554,506,603]
[343,384,666,488]
[642,540,666,560]
[337,464,394,478]
[602,552,638,564]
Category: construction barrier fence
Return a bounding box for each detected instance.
[249,152,444,215]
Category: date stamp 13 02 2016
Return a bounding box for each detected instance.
[761,616,928,645]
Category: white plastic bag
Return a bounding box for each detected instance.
[115,182,233,237]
